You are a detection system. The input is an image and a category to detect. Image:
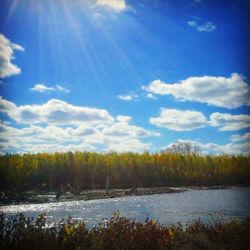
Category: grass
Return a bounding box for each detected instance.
[1,212,250,250]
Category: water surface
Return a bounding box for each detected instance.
[1,187,250,227]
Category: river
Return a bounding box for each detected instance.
[1,187,250,227]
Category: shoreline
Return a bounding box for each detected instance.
[0,185,240,206]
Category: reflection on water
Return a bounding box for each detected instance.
[1,187,250,227]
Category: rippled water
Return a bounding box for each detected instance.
[1,187,250,227]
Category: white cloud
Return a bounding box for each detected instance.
[197,22,216,32]
[209,113,250,131]
[0,98,158,154]
[0,96,16,113]
[118,93,138,101]
[0,122,155,154]
[95,0,127,12]
[30,84,70,93]
[149,108,249,132]
[30,84,55,92]
[187,21,197,27]
[187,20,216,32]
[146,93,157,99]
[165,138,250,156]
[103,116,155,138]
[116,115,132,123]
[0,97,114,125]
[231,132,250,142]
[217,141,250,155]
[0,33,24,78]
[118,95,133,101]
[143,73,250,108]
[105,138,151,153]
[200,141,250,155]
[150,108,207,131]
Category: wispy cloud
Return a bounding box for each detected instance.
[30,84,70,93]
[30,84,55,92]
[187,21,197,27]
[197,22,216,32]
[150,108,207,131]
[95,0,128,12]
[55,84,70,93]
[143,73,250,108]
[146,93,157,99]
[0,34,24,78]
[189,0,203,6]
[187,20,216,32]
[118,95,133,101]
[118,93,138,101]
[193,0,202,3]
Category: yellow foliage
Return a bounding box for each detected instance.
[151,219,157,225]
[168,228,175,239]
[65,225,74,235]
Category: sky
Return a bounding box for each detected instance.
[0,0,250,155]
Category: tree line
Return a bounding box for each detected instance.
[0,147,249,194]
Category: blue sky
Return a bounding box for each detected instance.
[0,0,249,154]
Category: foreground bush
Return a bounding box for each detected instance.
[0,213,250,250]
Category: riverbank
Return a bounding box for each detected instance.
[0,185,235,206]
[1,213,250,250]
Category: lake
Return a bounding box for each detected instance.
[1,187,250,227]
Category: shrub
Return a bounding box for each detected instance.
[1,213,250,250]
